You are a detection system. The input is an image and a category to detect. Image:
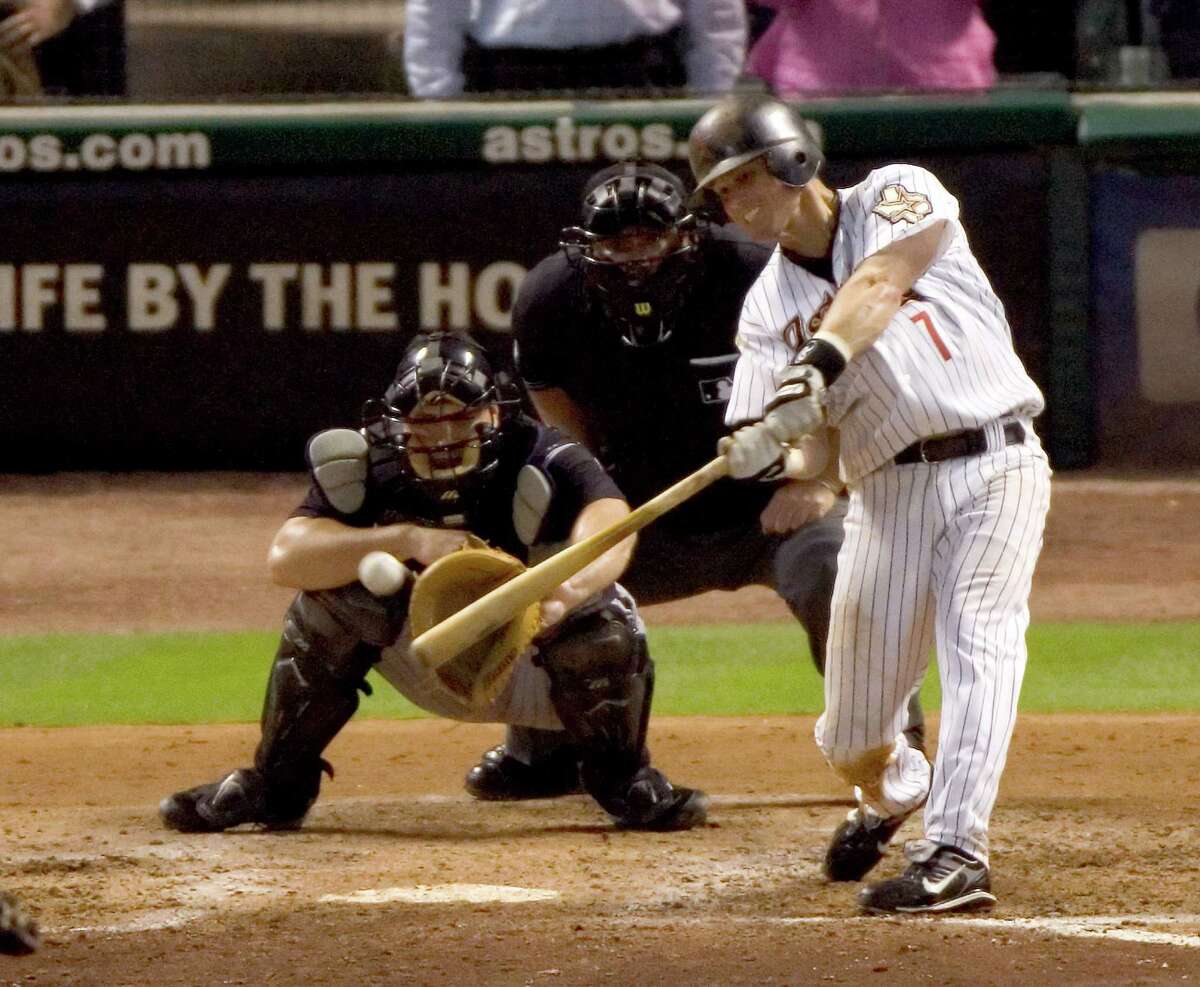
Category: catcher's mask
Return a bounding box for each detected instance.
[560,161,703,348]
[364,332,519,499]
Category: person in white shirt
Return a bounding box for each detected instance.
[690,94,1052,915]
[0,0,109,96]
[402,0,746,98]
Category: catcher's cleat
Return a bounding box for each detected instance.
[464,744,584,801]
[824,804,918,882]
[159,765,326,833]
[606,767,709,832]
[0,891,39,956]
[858,840,996,914]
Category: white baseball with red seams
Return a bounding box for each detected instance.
[727,163,1052,865]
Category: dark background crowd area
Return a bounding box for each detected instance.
[6,0,1200,102]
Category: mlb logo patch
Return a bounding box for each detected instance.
[698,377,733,404]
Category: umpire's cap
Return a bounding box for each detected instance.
[688,94,823,194]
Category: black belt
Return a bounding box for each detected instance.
[894,422,1025,465]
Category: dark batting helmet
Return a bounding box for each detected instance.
[364,332,519,500]
[688,94,823,193]
[559,162,702,347]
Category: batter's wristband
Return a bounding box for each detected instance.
[790,337,848,386]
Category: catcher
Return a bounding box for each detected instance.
[159,331,708,834]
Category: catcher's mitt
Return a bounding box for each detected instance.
[408,546,541,707]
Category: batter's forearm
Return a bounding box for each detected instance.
[814,274,904,360]
[816,221,948,359]
[780,430,832,480]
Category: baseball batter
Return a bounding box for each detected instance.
[158,331,706,835]
[690,95,1051,913]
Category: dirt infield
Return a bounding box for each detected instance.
[1,472,1199,984]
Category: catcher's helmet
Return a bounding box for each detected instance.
[365,332,518,497]
[559,162,702,348]
[688,94,823,193]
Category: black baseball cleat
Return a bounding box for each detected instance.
[858,840,996,914]
[159,766,324,833]
[607,767,709,832]
[464,744,584,801]
[0,891,39,956]
[824,805,916,882]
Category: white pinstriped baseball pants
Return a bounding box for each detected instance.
[815,420,1052,864]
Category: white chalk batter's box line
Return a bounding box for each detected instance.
[617,914,1200,949]
[59,911,1200,948]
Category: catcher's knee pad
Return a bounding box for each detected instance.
[538,607,652,764]
[292,583,408,656]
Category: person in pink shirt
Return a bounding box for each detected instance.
[745,0,996,95]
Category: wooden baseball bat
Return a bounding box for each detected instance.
[410,455,731,669]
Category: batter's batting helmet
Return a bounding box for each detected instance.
[688,94,824,193]
[560,162,702,347]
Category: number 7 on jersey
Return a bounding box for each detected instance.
[910,310,951,361]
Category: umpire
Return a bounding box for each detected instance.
[465,161,922,800]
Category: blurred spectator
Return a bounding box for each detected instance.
[401,0,746,98]
[1150,0,1199,80]
[745,0,997,96]
[0,0,114,97]
[1076,0,1169,85]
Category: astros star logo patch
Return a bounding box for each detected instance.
[873,184,933,225]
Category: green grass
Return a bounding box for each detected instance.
[0,622,1197,727]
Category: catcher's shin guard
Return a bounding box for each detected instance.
[160,587,399,833]
[538,606,708,830]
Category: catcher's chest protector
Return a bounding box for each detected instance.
[513,464,554,547]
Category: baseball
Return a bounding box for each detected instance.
[358,551,409,596]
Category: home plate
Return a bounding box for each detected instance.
[319,884,561,905]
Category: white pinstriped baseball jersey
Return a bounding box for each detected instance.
[726,164,1045,483]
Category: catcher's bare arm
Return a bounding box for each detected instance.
[411,455,731,669]
[539,496,635,628]
[268,516,467,590]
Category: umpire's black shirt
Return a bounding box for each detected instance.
[514,224,772,531]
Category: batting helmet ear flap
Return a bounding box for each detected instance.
[764,135,822,188]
